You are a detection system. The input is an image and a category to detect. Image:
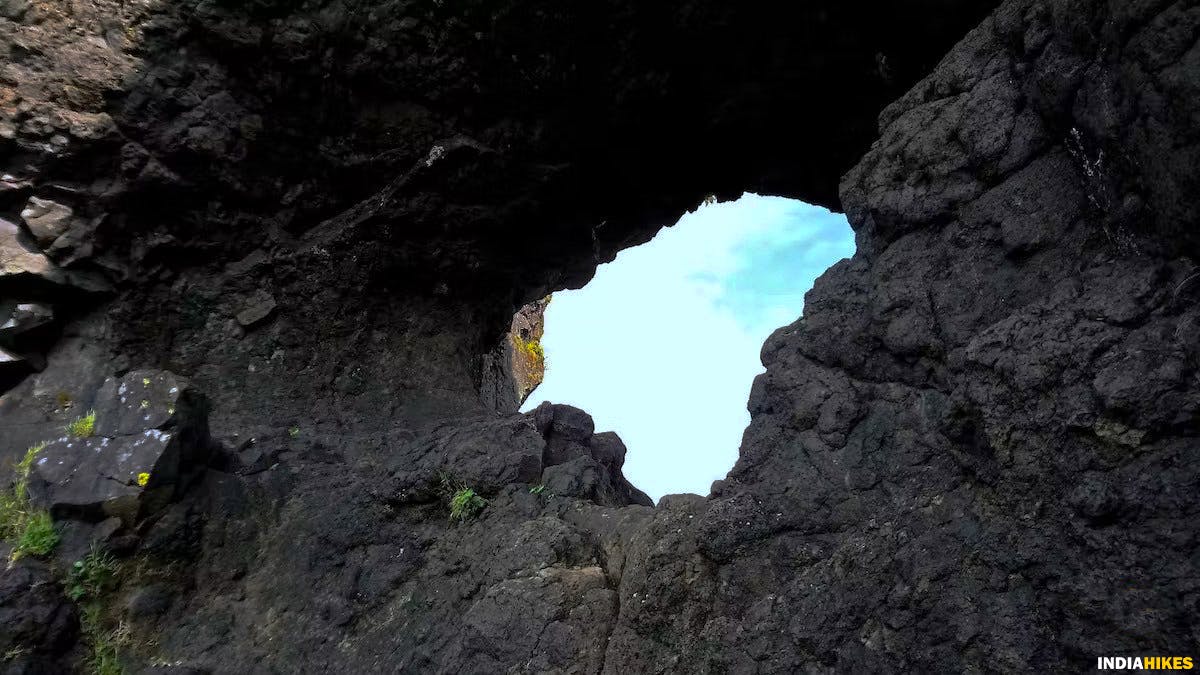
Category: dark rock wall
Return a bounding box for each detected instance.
[1,0,1197,672]
[1,0,997,439]
[695,1,1200,670]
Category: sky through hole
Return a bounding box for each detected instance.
[522,194,856,501]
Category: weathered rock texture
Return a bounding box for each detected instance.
[509,297,549,404]
[0,0,1197,672]
[480,296,549,412]
[0,555,78,671]
[29,369,211,524]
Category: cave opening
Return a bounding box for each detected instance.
[521,194,855,501]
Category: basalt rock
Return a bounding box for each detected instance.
[388,403,649,509]
[0,556,78,673]
[28,370,211,524]
[533,403,653,508]
[0,218,108,295]
[19,196,73,248]
[0,0,1196,672]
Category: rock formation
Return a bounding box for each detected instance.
[480,296,549,413]
[29,370,211,525]
[0,0,1197,672]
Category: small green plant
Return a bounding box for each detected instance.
[288,426,300,439]
[68,410,97,438]
[2,443,58,560]
[529,484,546,496]
[80,603,124,675]
[13,442,44,502]
[67,548,119,602]
[0,495,17,543]
[449,487,487,522]
[16,512,59,558]
[65,547,125,674]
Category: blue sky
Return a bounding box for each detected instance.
[522,194,855,501]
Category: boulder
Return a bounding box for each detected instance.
[0,217,58,282]
[0,217,110,294]
[534,402,595,442]
[235,291,277,328]
[533,403,652,507]
[19,197,74,248]
[387,406,651,508]
[28,370,212,523]
[0,332,112,461]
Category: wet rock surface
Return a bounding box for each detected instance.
[0,0,1196,672]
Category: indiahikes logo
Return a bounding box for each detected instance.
[1097,656,1194,670]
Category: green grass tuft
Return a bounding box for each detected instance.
[67,548,125,674]
[449,487,487,522]
[12,442,44,504]
[0,489,20,542]
[67,410,97,438]
[2,443,58,559]
[16,512,59,558]
[80,603,124,675]
[67,548,119,602]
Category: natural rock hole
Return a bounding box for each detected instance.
[522,195,855,501]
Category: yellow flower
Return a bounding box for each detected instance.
[136,472,150,487]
